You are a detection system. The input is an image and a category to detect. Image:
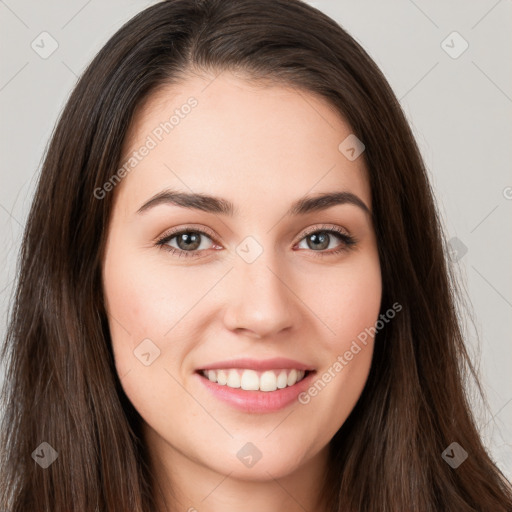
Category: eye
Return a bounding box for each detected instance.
[295,225,357,256]
[155,227,218,258]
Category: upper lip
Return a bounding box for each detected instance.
[198,357,315,372]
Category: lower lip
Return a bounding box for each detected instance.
[195,370,316,413]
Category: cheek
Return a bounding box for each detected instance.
[103,242,197,345]
[102,245,185,386]
[306,249,382,349]
[102,252,191,424]
[294,250,381,433]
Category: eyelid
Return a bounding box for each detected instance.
[296,223,352,243]
[155,224,219,244]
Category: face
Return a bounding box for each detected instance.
[102,72,382,485]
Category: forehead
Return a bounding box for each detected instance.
[115,72,371,218]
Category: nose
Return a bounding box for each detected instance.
[222,250,299,339]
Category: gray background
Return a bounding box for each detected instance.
[0,0,511,479]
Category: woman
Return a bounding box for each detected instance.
[1,0,511,510]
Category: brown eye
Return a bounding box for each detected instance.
[173,232,203,251]
[156,228,217,258]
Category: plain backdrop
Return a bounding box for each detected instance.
[0,0,511,479]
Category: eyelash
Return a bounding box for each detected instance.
[155,224,357,259]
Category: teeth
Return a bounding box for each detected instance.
[227,369,240,388]
[201,368,307,392]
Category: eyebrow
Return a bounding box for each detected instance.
[136,189,371,217]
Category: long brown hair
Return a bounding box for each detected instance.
[1,0,511,510]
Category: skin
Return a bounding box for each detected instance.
[102,71,382,512]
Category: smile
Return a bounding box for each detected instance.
[199,368,308,392]
[195,363,316,413]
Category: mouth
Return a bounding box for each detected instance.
[195,363,317,413]
[196,368,311,392]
